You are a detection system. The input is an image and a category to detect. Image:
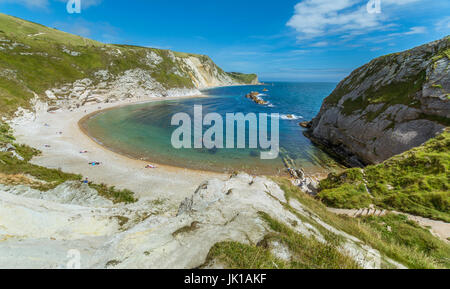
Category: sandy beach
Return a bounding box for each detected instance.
[10,94,449,243]
[11,95,227,207]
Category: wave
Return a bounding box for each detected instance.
[276,114,304,120]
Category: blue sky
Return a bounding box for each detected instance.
[0,0,449,82]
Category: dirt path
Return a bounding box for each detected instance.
[327,208,450,242]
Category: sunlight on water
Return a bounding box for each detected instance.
[82,82,343,175]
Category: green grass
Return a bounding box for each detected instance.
[273,178,450,269]
[206,177,450,269]
[206,241,286,269]
[318,130,450,222]
[0,121,136,203]
[1,14,235,202]
[0,122,15,144]
[320,183,373,209]
[340,70,426,121]
[0,13,256,116]
[322,36,449,126]
[0,132,82,190]
[363,214,450,267]
[89,183,137,204]
[227,72,258,84]
[205,212,360,269]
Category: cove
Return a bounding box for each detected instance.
[81,82,343,176]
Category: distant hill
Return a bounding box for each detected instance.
[0,13,259,115]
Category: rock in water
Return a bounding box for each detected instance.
[245,91,268,105]
[299,121,311,128]
[306,37,449,166]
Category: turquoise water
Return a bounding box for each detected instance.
[83,82,342,175]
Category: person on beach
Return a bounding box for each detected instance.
[83,178,89,184]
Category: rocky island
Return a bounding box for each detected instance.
[245,91,268,105]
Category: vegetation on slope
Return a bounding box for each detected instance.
[0,13,256,202]
[0,13,256,116]
[0,13,185,114]
[206,178,450,269]
[277,179,450,268]
[205,211,360,269]
[322,36,449,126]
[318,129,449,222]
[228,72,258,84]
[0,121,136,203]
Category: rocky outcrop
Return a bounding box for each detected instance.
[299,121,311,128]
[44,55,259,111]
[0,181,113,207]
[307,37,449,166]
[0,143,24,161]
[245,91,268,105]
[282,152,319,195]
[0,13,259,114]
[0,173,403,269]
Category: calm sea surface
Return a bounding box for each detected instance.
[82,82,343,175]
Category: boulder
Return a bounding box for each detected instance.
[299,121,311,128]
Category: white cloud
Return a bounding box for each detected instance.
[287,0,425,42]
[0,0,49,8]
[387,26,427,37]
[81,0,102,8]
[435,17,450,31]
[0,0,103,9]
[403,26,426,35]
[310,41,329,47]
[287,0,380,41]
[55,0,102,9]
[53,19,119,43]
[382,0,422,4]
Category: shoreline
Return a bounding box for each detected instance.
[10,83,329,205]
[11,94,227,206]
[78,90,332,179]
[10,88,449,240]
[77,94,229,176]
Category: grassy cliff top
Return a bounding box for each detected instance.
[319,129,449,222]
[208,177,450,269]
[321,36,449,125]
[0,13,257,116]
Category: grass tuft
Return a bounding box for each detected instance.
[318,130,450,222]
